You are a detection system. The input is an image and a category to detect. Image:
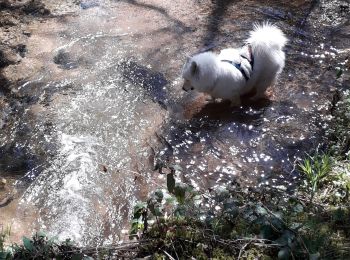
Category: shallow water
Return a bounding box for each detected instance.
[0,0,349,245]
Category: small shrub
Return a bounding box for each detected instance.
[298,152,332,198]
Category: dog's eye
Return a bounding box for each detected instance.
[190,87,194,90]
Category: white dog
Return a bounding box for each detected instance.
[182,23,287,106]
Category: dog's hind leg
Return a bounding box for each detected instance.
[250,76,276,101]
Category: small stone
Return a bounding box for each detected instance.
[0,178,7,188]
[80,0,100,10]
[22,30,31,36]
[0,48,21,68]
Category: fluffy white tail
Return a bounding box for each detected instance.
[247,23,287,51]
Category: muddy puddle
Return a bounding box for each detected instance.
[0,0,349,246]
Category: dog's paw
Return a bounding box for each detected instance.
[205,96,215,102]
[206,96,222,103]
[250,92,266,101]
[229,96,241,107]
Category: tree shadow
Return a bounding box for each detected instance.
[202,0,236,46]
[119,0,192,33]
[118,60,168,108]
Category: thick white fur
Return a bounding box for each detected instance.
[182,23,287,106]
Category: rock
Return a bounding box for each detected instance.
[0,193,14,207]
[16,44,27,58]
[0,48,21,68]
[22,30,31,36]
[0,73,11,93]
[53,50,79,70]
[0,0,13,10]
[22,0,50,16]
[0,12,19,27]
[0,178,6,189]
[80,0,100,10]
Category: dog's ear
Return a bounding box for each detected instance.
[190,61,199,75]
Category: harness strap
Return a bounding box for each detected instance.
[221,44,254,81]
[240,44,254,70]
[221,60,250,81]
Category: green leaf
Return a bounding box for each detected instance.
[293,203,304,213]
[223,200,236,211]
[48,236,58,245]
[170,164,183,172]
[309,252,320,260]
[278,247,291,260]
[63,238,74,246]
[154,190,164,203]
[134,202,147,212]
[149,203,163,217]
[165,196,176,205]
[275,230,295,247]
[167,173,176,194]
[174,205,186,217]
[223,201,239,220]
[72,254,84,260]
[133,202,147,219]
[336,68,343,78]
[255,205,268,216]
[192,195,202,206]
[36,231,46,238]
[153,206,163,217]
[129,220,141,236]
[174,184,186,204]
[215,188,230,202]
[290,222,303,231]
[0,251,10,260]
[270,215,284,231]
[260,225,274,239]
[185,185,194,193]
[83,256,94,260]
[224,207,239,220]
[22,236,34,252]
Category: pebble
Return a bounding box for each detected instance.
[0,178,7,188]
[22,30,31,36]
[80,0,100,10]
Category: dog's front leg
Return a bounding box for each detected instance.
[230,95,241,107]
[250,91,266,101]
[205,95,216,102]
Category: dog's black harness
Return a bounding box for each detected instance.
[221,44,254,81]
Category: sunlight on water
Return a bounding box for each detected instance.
[16,26,166,243]
[21,75,143,244]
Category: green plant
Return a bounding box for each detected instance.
[128,153,350,259]
[327,90,350,158]
[130,164,200,239]
[131,164,309,258]
[9,232,86,260]
[299,152,332,198]
[0,226,11,260]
